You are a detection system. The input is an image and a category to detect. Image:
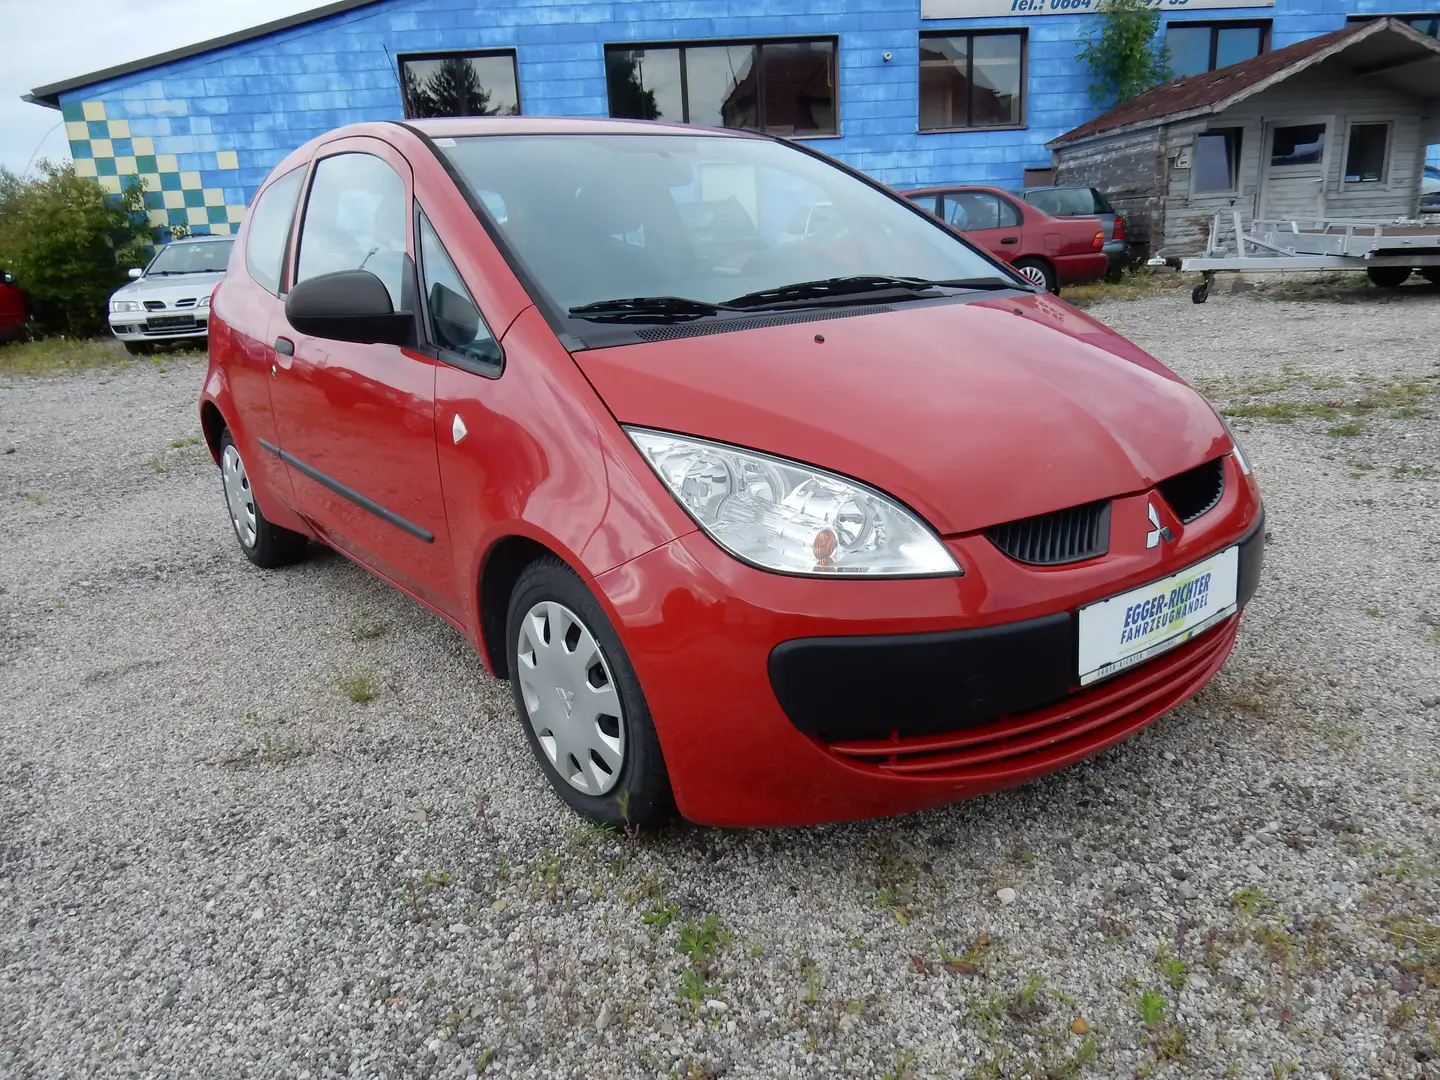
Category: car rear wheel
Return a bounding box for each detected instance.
[1367,266,1412,288]
[1013,258,1057,294]
[218,430,309,568]
[506,557,673,827]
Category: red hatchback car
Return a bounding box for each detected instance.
[201,118,1264,828]
[0,268,29,342]
[903,185,1109,292]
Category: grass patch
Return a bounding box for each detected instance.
[170,434,201,448]
[19,491,47,505]
[347,598,391,641]
[1326,421,1363,437]
[218,732,307,768]
[338,669,377,704]
[1063,269,1189,306]
[0,336,205,376]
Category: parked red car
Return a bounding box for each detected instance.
[200,119,1263,827]
[0,268,29,342]
[903,185,1109,292]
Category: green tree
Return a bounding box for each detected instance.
[0,162,154,336]
[1077,0,1171,108]
[402,58,519,117]
[605,52,660,121]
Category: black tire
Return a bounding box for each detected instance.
[1419,267,1440,285]
[1191,282,1209,305]
[217,429,309,569]
[1012,257,1058,294]
[506,556,673,827]
[123,340,152,356]
[1367,266,1412,288]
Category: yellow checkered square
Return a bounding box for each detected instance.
[203,188,225,207]
[114,156,137,176]
[66,121,89,141]
[97,175,122,194]
[156,154,178,173]
[179,171,202,190]
[216,150,239,171]
[91,138,113,158]
[186,206,208,227]
[107,119,130,139]
[82,101,106,122]
[162,190,186,210]
[209,222,232,236]
[138,173,162,195]
[132,136,155,156]
[147,209,169,228]
[73,158,97,178]
[227,205,246,223]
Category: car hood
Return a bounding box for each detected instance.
[570,293,1229,536]
[112,271,225,302]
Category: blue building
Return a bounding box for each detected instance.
[22,0,1440,238]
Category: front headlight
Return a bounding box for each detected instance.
[627,428,960,577]
[109,299,142,313]
[1220,418,1252,476]
[198,295,210,309]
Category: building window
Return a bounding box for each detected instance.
[605,39,836,136]
[399,52,520,118]
[1344,122,1390,184]
[1165,21,1269,77]
[1346,14,1440,38]
[919,32,1025,131]
[1270,123,1326,167]
[1193,129,1242,193]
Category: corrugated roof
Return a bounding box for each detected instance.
[1049,19,1432,148]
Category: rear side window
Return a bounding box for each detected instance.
[296,153,409,310]
[1026,188,1102,217]
[245,169,305,295]
[942,192,1018,230]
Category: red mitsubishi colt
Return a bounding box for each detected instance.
[200,118,1263,828]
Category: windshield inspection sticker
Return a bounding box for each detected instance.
[1077,546,1239,686]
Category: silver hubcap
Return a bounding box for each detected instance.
[221,443,258,549]
[1019,264,1049,288]
[516,601,625,796]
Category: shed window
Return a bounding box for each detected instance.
[1270,124,1326,167]
[399,52,520,118]
[605,40,837,136]
[1193,129,1242,193]
[919,32,1025,131]
[1166,21,1269,77]
[1344,123,1390,184]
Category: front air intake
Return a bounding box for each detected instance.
[985,499,1111,566]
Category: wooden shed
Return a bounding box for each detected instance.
[1046,19,1440,256]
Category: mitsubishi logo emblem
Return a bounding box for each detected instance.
[556,686,575,717]
[1146,502,1175,549]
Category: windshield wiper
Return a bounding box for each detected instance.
[567,296,738,323]
[725,275,1030,310]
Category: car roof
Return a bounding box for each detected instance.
[1017,186,1099,193]
[901,185,1013,197]
[402,116,763,140]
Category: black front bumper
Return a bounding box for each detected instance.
[768,509,1265,744]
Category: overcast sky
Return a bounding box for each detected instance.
[0,0,322,174]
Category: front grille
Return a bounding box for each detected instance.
[985,499,1111,566]
[1157,458,1225,524]
[143,300,166,311]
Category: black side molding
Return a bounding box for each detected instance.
[257,439,434,543]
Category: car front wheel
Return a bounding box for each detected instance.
[218,430,309,568]
[506,557,673,826]
[1013,257,1058,293]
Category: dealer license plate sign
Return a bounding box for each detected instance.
[1077,546,1239,686]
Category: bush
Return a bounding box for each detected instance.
[0,162,154,336]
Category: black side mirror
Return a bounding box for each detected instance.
[430,282,501,365]
[285,269,413,346]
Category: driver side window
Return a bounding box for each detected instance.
[417,211,500,372]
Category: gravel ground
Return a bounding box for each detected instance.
[2,290,1438,1080]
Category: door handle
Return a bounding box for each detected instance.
[1001,237,1019,245]
[274,337,294,356]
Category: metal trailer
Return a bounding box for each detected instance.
[1147,211,1440,303]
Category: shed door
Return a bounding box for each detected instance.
[1259,120,1330,221]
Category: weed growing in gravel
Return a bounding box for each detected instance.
[1156,947,1188,990]
[338,669,377,703]
[1231,886,1271,916]
[1327,421,1363,437]
[675,913,729,1006]
[347,597,391,641]
[19,491,46,505]
[1391,462,1438,480]
[218,732,307,769]
[641,895,679,928]
[1007,973,1052,1021]
[1136,988,1167,1026]
[170,435,201,448]
[148,454,167,473]
[872,839,924,924]
[878,1052,917,1080]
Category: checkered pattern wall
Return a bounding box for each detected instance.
[63,99,247,236]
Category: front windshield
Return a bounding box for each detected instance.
[145,239,234,276]
[438,133,1006,312]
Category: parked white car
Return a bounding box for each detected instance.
[108,235,233,354]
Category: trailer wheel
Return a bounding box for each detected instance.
[1367,266,1412,288]
[1191,281,1209,304]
